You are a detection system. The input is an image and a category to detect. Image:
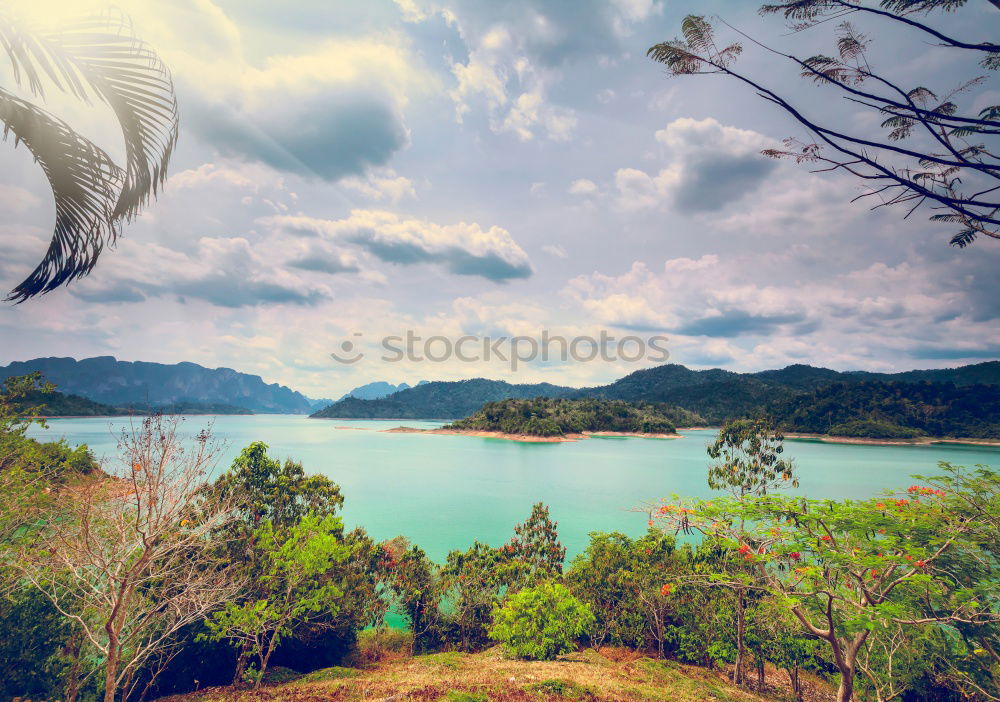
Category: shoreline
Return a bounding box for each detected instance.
[784,432,1000,447]
[379,426,682,443]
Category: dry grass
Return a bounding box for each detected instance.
[158,647,834,702]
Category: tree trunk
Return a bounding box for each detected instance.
[103,639,118,702]
[63,632,84,702]
[233,646,250,685]
[256,634,279,690]
[757,656,764,689]
[734,590,746,685]
[836,664,855,702]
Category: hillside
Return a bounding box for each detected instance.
[0,357,316,414]
[338,380,428,401]
[15,389,122,417]
[158,648,821,702]
[445,398,700,437]
[768,380,1000,439]
[311,362,1000,425]
[312,378,578,419]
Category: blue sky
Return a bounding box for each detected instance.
[1,0,998,397]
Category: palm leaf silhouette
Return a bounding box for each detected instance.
[0,10,178,302]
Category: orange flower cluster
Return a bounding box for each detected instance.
[660,583,673,596]
[907,485,946,497]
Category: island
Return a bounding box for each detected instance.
[382,397,705,442]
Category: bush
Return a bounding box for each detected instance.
[489,582,595,660]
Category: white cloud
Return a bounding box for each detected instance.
[340,169,417,203]
[568,179,598,196]
[262,210,533,281]
[543,244,568,258]
[615,117,776,212]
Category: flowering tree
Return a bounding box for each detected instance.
[652,463,999,702]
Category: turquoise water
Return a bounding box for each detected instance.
[28,415,999,562]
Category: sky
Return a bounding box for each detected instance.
[1,0,998,398]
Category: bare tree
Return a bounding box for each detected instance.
[15,415,241,702]
[648,1,999,247]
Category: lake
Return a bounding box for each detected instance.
[28,415,1000,562]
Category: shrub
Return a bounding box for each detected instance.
[489,582,595,660]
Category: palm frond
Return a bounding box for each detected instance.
[0,88,123,302]
[7,12,179,220]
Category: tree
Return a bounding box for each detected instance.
[202,513,348,688]
[0,9,178,301]
[205,441,346,681]
[506,502,567,588]
[652,463,1000,702]
[707,417,797,498]
[704,417,797,685]
[648,2,999,247]
[441,540,514,651]
[489,582,595,661]
[15,415,241,702]
[384,540,444,654]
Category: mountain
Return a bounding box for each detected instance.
[767,380,1000,439]
[311,378,577,419]
[338,380,429,401]
[309,362,1000,425]
[0,357,315,414]
[15,389,122,417]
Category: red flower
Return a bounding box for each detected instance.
[788,552,801,561]
[738,544,751,554]
[821,535,832,542]
[915,560,926,568]
[660,583,672,596]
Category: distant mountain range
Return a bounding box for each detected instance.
[310,362,1000,436]
[338,380,429,401]
[0,357,318,414]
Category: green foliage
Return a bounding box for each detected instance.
[384,541,445,654]
[441,540,515,651]
[769,381,1000,438]
[652,462,1000,699]
[489,583,595,661]
[827,419,924,439]
[506,502,566,584]
[211,441,345,537]
[203,513,349,685]
[566,530,681,655]
[707,418,796,497]
[446,397,678,437]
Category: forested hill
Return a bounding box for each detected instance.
[15,389,122,417]
[311,362,1000,423]
[767,381,1000,439]
[311,378,577,419]
[0,357,316,414]
[445,398,701,437]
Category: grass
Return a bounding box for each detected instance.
[157,648,832,702]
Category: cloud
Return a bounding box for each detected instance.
[543,244,568,258]
[262,210,533,282]
[340,169,417,203]
[70,237,331,308]
[615,117,776,212]
[568,178,598,195]
[170,19,434,181]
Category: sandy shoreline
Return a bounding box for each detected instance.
[379,426,682,443]
[784,433,1000,447]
